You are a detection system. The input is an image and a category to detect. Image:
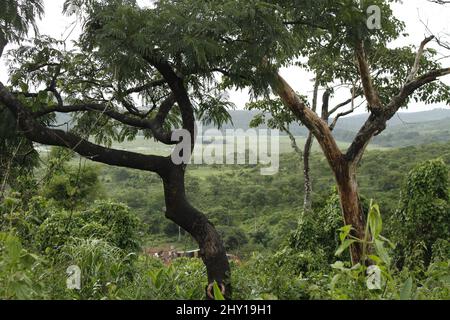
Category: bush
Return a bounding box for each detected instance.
[118,257,206,300]
[58,238,136,300]
[36,200,141,255]
[231,252,328,300]
[392,159,450,267]
[37,211,85,254]
[0,195,53,247]
[43,165,102,209]
[80,201,141,252]
[0,232,44,299]
[289,190,344,266]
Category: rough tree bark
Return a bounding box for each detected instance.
[333,159,366,265]
[303,132,314,212]
[302,77,320,212]
[161,164,231,297]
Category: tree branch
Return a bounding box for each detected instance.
[48,65,64,107]
[406,36,435,83]
[346,67,450,164]
[311,76,320,113]
[329,108,356,131]
[0,31,7,59]
[321,89,331,121]
[328,98,353,116]
[0,82,169,174]
[271,73,343,167]
[281,124,303,159]
[355,41,383,112]
[155,93,176,124]
[329,85,360,131]
[388,67,450,113]
[33,99,177,145]
[145,56,196,148]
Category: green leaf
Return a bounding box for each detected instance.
[400,277,413,300]
[374,239,391,266]
[19,82,29,93]
[213,281,225,300]
[335,239,356,256]
[331,261,346,271]
[368,203,382,238]
[338,225,353,242]
[367,255,383,265]
[379,235,396,249]
[37,91,49,103]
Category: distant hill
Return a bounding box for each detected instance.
[333,108,450,131]
[221,108,450,148]
[224,108,450,131]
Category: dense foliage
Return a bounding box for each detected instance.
[0,141,449,300]
[0,0,449,300]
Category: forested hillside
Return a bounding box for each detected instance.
[98,141,450,252]
[1,141,449,299]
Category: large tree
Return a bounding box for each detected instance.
[264,0,450,264]
[0,0,240,298]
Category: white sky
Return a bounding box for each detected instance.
[1,0,449,115]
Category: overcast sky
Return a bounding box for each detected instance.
[1,0,449,115]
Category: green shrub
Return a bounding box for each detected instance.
[289,190,343,266]
[36,201,141,255]
[119,257,206,300]
[392,159,450,267]
[80,201,141,252]
[0,232,44,299]
[58,237,136,300]
[43,165,102,209]
[37,211,85,254]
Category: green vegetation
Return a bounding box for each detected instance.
[1,0,449,301]
[1,141,449,300]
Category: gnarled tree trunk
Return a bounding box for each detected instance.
[161,164,231,299]
[333,159,366,264]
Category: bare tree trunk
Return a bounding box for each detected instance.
[161,164,231,299]
[286,128,302,158]
[303,132,314,212]
[284,127,314,213]
[302,77,320,213]
[334,159,366,264]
